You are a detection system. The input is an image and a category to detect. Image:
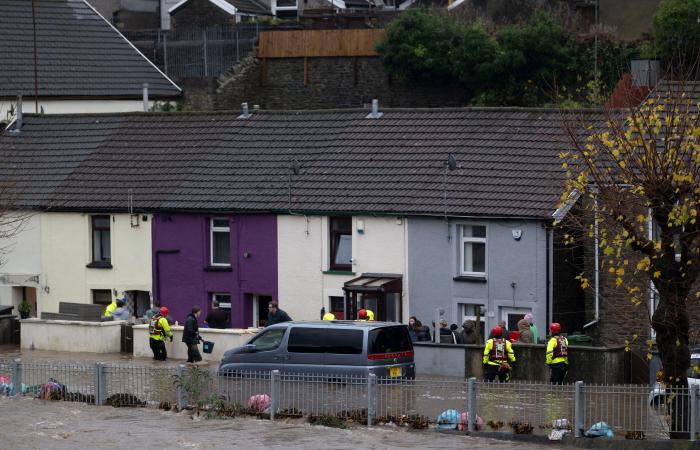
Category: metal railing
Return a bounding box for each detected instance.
[1,359,698,441]
[123,24,266,79]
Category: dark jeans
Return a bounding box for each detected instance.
[484,364,509,382]
[186,342,202,363]
[549,362,568,384]
[150,338,167,361]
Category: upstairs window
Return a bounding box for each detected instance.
[460,225,487,276]
[91,215,111,263]
[210,218,230,266]
[329,217,352,271]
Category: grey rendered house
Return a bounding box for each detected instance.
[404,108,586,343]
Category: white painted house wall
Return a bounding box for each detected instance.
[0,213,42,312]
[38,213,153,315]
[1,99,160,123]
[277,215,408,322]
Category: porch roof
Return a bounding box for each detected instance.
[343,273,402,293]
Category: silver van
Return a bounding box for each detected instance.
[219,321,415,379]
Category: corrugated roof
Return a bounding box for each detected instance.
[0,108,602,218]
[0,0,181,99]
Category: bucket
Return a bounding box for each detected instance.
[202,341,215,354]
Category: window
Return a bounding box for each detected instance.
[460,303,486,342]
[369,326,413,354]
[460,225,486,276]
[212,293,231,309]
[210,218,230,266]
[250,328,286,352]
[330,217,352,270]
[501,307,531,334]
[91,215,111,263]
[288,327,324,353]
[329,296,345,319]
[92,289,112,306]
[326,329,363,354]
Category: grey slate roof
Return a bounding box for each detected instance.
[0,0,181,99]
[223,0,270,15]
[0,108,601,219]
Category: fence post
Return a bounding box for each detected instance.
[367,373,376,427]
[574,381,583,438]
[236,28,240,62]
[94,362,106,406]
[202,29,208,77]
[691,384,698,442]
[11,358,21,398]
[270,370,280,421]
[467,377,476,432]
[176,364,186,411]
[163,33,168,76]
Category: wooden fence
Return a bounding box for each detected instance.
[258,29,386,58]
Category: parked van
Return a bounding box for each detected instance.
[219,321,415,379]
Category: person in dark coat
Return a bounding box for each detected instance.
[266,301,292,326]
[415,320,431,342]
[183,306,202,363]
[460,320,478,344]
[205,300,230,329]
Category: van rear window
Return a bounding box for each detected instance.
[369,326,412,354]
[325,329,363,354]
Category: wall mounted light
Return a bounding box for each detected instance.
[356,219,365,234]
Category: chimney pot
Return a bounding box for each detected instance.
[239,102,252,119]
[366,98,382,119]
[142,83,149,112]
[14,95,22,132]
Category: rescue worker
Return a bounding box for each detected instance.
[322,312,336,321]
[358,309,374,321]
[482,326,516,382]
[149,306,173,361]
[104,297,118,317]
[546,322,569,384]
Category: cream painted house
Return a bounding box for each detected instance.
[0,212,153,317]
[277,215,408,323]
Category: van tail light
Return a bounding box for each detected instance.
[367,351,414,360]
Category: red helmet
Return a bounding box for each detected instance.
[160,306,170,316]
[358,309,368,320]
[491,326,503,338]
[549,323,561,334]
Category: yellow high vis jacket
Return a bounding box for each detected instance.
[104,300,117,317]
[148,315,173,341]
[546,335,569,365]
[483,338,516,365]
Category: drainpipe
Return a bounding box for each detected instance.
[583,193,599,329]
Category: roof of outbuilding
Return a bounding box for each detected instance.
[0,107,602,219]
[0,0,181,99]
[170,0,271,16]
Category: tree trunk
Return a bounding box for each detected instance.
[652,297,691,439]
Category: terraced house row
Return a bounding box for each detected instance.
[0,105,595,343]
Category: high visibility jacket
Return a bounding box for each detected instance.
[366,310,374,321]
[483,338,516,365]
[148,315,172,341]
[546,335,569,365]
[104,301,117,317]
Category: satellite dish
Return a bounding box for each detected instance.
[447,153,458,171]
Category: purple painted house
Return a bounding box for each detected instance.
[152,213,277,327]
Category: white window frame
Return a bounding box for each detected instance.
[460,303,486,343]
[459,224,487,277]
[212,292,231,309]
[210,217,231,266]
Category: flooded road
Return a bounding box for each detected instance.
[0,397,571,449]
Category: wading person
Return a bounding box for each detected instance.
[546,323,569,384]
[266,301,292,326]
[483,326,515,382]
[183,306,203,363]
[149,306,173,361]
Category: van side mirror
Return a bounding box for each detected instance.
[241,344,256,353]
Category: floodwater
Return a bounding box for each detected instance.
[0,396,571,449]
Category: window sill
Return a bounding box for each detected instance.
[86,261,113,269]
[323,270,356,276]
[205,265,233,272]
[453,275,487,282]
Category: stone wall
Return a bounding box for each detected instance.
[213,55,468,110]
[414,342,631,384]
